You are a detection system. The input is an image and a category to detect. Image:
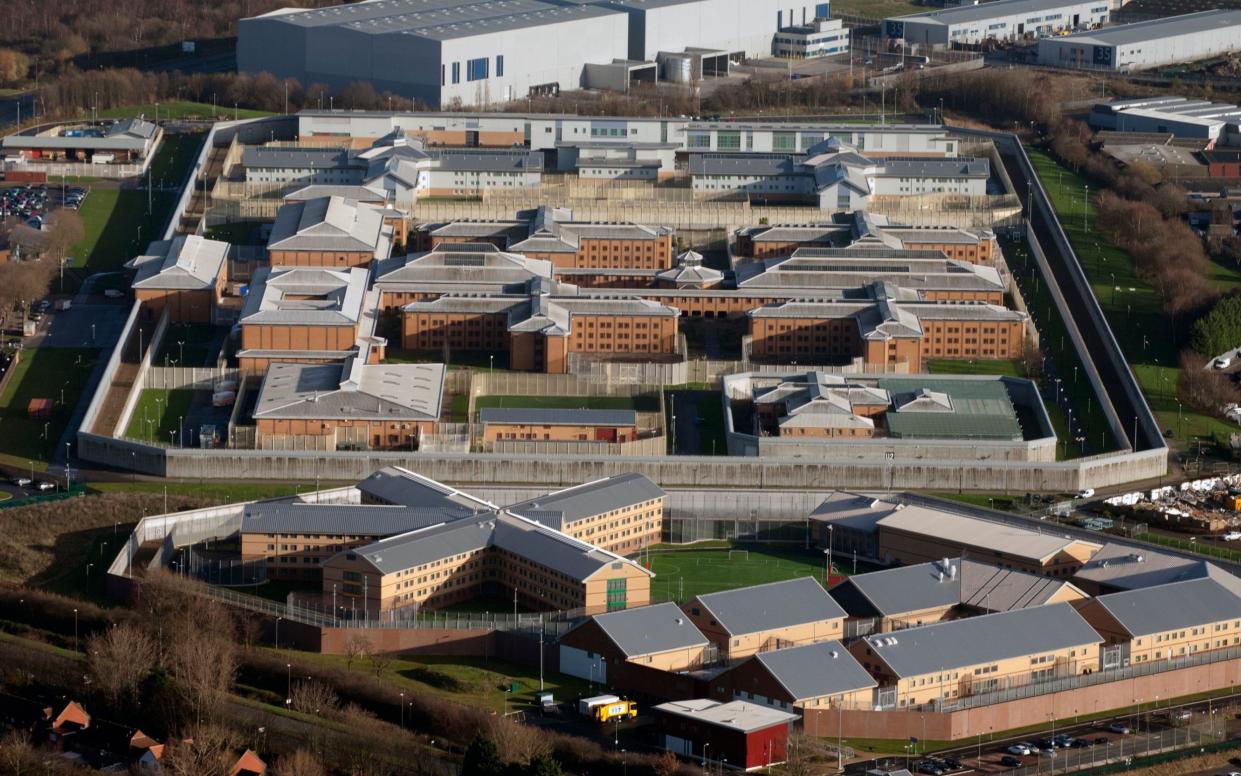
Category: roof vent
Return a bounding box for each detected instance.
[675,617,683,625]
[830,650,838,659]
[949,564,957,580]
[938,571,944,583]
[1136,555,1145,563]
[888,637,898,645]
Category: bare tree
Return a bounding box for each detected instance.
[166,630,238,724]
[368,650,394,678]
[159,725,238,776]
[653,751,681,776]
[344,633,371,671]
[290,679,339,717]
[486,714,550,765]
[86,622,157,705]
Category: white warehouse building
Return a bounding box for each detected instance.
[883,0,1109,48]
[239,0,822,109]
[1036,10,1241,72]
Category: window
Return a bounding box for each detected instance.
[717,131,741,151]
[496,54,504,77]
[773,132,796,151]
[451,62,460,84]
[467,57,489,81]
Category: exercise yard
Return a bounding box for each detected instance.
[641,546,861,603]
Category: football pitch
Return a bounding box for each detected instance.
[641,546,845,602]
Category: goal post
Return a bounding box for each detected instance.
[727,550,749,562]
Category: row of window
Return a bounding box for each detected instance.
[443,55,504,85]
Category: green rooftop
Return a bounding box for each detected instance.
[877,377,1024,441]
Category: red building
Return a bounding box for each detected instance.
[652,699,797,772]
[1202,150,1241,178]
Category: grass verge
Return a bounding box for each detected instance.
[123,389,196,444]
[0,348,97,468]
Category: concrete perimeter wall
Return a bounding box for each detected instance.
[72,437,1166,492]
[804,656,1241,740]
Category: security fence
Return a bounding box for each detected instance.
[1002,716,1228,776]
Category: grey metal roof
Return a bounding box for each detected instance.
[357,466,494,510]
[240,266,368,326]
[960,559,1083,611]
[252,360,445,421]
[2,119,158,152]
[268,196,386,254]
[863,604,1102,678]
[350,511,644,579]
[506,472,663,526]
[1093,578,1241,636]
[1071,542,1237,592]
[240,501,471,537]
[695,577,846,636]
[129,235,228,291]
[479,408,637,427]
[1048,9,1241,46]
[876,506,1096,564]
[878,157,989,179]
[690,153,799,177]
[751,641,877,702]
[244,146,352,170]
[591,602,709,658]
[832,563,962,618]
[285,184,387,202]
[432,149,543,172]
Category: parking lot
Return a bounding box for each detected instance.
[0,182,91,231]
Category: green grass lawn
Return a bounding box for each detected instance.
[831,0,922,18]
[449,394,469,423]
[279,649,591,713]
[1026,147,1227,455]
[99,101,274,121]
[123,389,196,444]
[642,546,862,602]
[0,348,97,468]
[474,394,661,412]
[68,133,202,277]
[926,359,1026,378]
[146,133,206,189]
[153,322,218,367]
[89,481,349,501]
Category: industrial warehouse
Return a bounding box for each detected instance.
[1037,9,1241,71]
[882,0,1111,49]
[238,0,829,108]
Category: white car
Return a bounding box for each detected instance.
[1006,744,1032,756]
[1216,357,1233,370]
[1077,488,1095,499]
[1224,532,1241,542]
[11,476,31,488]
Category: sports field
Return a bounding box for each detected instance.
[642,546,853,602]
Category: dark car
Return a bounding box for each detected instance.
[1000,756,1022,768]
[916,762,944,776]
[1036,738,1055,750]
[1094,737,1109,745]
[942,757,963,770]
[1071,739,1094,748]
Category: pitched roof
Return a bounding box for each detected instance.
[129,235,229,290]
[505,473,664,526]
[831,562,962,618]
[862,604,1101,678]
[356,466,494,510]
[695,577,845,636]
[1071,542,1241,595]
[267,196,385,254]
[876,507,1098,564]
[252,359,444,421]
[590,602,709,658]
[240,266,368,326]
[1092,578,1241,637]
[751,641,877,702]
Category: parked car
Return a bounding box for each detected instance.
[1077,488,1095,499]
[941,757,962,770]
[11,476,31,487]
[1224,532,1241,542]
[916,762,943,776]
[1170,709,1193,721]
[1108,722,1131,735]
[34,481,54,492]
[1053,734,1074,747]
[1006,744,1031,756]
[1216,356,1233,370]
[1000,756,1022,768]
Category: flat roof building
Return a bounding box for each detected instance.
[884,0,1110,49]
[1037,10,1241,72]
[1087,97,1241,142]
[652,699,798,771]
[1,118,162,164]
